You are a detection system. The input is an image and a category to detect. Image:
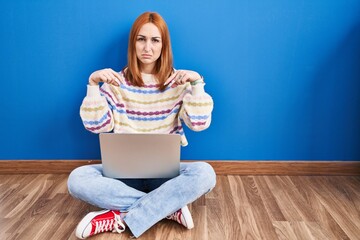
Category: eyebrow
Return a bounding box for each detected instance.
[137,35,161,39]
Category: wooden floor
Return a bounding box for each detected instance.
[0,174,359,240]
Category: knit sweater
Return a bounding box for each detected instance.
[80,71,214,146]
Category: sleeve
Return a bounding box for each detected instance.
[79,84,115,133]
[179,83,214,131]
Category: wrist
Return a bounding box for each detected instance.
[88,78,98,86]
[87,84,101,97]
[191,83,205,96]
[190,76,205,86]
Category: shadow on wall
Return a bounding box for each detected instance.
[310,22,360,159]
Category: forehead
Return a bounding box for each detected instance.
[138,23,161,37]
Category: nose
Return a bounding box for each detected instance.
[144,40,152,52]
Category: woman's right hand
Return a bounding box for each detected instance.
[88,68,123,86]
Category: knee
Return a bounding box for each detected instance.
[67,164,101,197]
[67,167,82,197]
[191,162,217,192]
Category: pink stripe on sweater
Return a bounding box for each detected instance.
[125,101,182,116]
[191,122,206,126]
[85,119,111,131]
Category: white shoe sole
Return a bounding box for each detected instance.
[75,210,110,239]
[181,206,194,229]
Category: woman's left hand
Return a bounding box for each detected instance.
[164,70,201,88]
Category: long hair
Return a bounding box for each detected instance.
[124,12,173,91]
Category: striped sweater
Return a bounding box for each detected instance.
[80,72,214,146]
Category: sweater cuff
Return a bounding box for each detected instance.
[191,84,205,96]
[87,85,101,97]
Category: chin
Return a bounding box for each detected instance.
[140,59,156,64]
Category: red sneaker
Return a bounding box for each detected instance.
[166,205,194,229]
[75,210,126,239]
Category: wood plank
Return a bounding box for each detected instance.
[241,176,279,239]
[304,177,360,239]
[210,161,360,175]
[304,221,335,240]
[0,160,101,174]
[341,176,360,215]
[263,176,304,221]
[207,176,241,240]
[190,205,208,240]
[273,176,316,221]
[254,176,286,221]
[0,160,359,175]
[272,221,299,240]
[290,176,348,240]
[291,221,316,240]
[228,176,262,239]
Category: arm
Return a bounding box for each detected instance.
[164,70,214,131]
[80,69,123,133]
[179,82,214,132]
[80,84,115,133]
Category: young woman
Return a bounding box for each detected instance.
[68,12,216,239]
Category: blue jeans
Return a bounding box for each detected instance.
[67,162,216,238]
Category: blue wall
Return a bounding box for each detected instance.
[1,0,359,160]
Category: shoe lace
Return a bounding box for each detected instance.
[113,213,126,234]
[166,210,182,224]
[94,212,125,235]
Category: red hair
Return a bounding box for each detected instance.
[124,12,173,91]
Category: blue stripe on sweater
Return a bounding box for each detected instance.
[188,115,210,120]
[83,112,109,125]
[120,84,160,94]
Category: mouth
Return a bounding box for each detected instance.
[141,54,152,58]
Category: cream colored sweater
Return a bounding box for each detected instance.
[80,71,213,146]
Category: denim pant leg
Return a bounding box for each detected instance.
[123,161,216,238]
[67,164,146,211]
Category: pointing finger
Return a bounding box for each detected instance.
[164,72,177,85]
[111,70,124,84]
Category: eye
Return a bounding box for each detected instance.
[137,37,145,42]
[152,38,160,43]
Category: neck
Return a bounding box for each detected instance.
[140,63,155,74]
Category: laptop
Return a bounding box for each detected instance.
[99,133,181,179]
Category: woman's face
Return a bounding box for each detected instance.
[135,23,162,72]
